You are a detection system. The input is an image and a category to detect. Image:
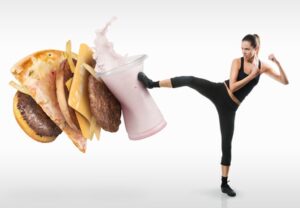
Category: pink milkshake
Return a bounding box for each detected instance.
[94,19,166,140]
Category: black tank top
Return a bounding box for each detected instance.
[225,57,261,102]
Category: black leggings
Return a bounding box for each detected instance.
[170,76,239,166]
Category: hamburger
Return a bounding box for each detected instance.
[10,42,121,152]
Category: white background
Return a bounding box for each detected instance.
[0,0,299,207]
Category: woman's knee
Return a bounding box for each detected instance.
[185,76,196,84]
[182,76,197,87]
[171,76,195,88]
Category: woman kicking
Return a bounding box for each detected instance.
[137,34,289,197]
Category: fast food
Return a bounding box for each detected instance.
[10,42,121,152]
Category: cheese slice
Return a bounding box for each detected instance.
[68,44,94,139]
[74,111,91,139]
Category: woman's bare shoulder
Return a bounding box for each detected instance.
[231,58,241,68]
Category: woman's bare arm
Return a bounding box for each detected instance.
[263,54,289,85]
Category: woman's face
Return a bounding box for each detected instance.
[241,41,256,61]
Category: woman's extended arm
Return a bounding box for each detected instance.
[263,54,289,85]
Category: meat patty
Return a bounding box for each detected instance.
[88,75,121,132]
[16,91,62,137]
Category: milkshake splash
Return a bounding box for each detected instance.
[93,17,128,73]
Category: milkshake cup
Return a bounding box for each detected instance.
[96,55,167,140]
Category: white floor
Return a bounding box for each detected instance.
[1,127,299,208]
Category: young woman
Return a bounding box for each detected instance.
[137,34,289,197]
